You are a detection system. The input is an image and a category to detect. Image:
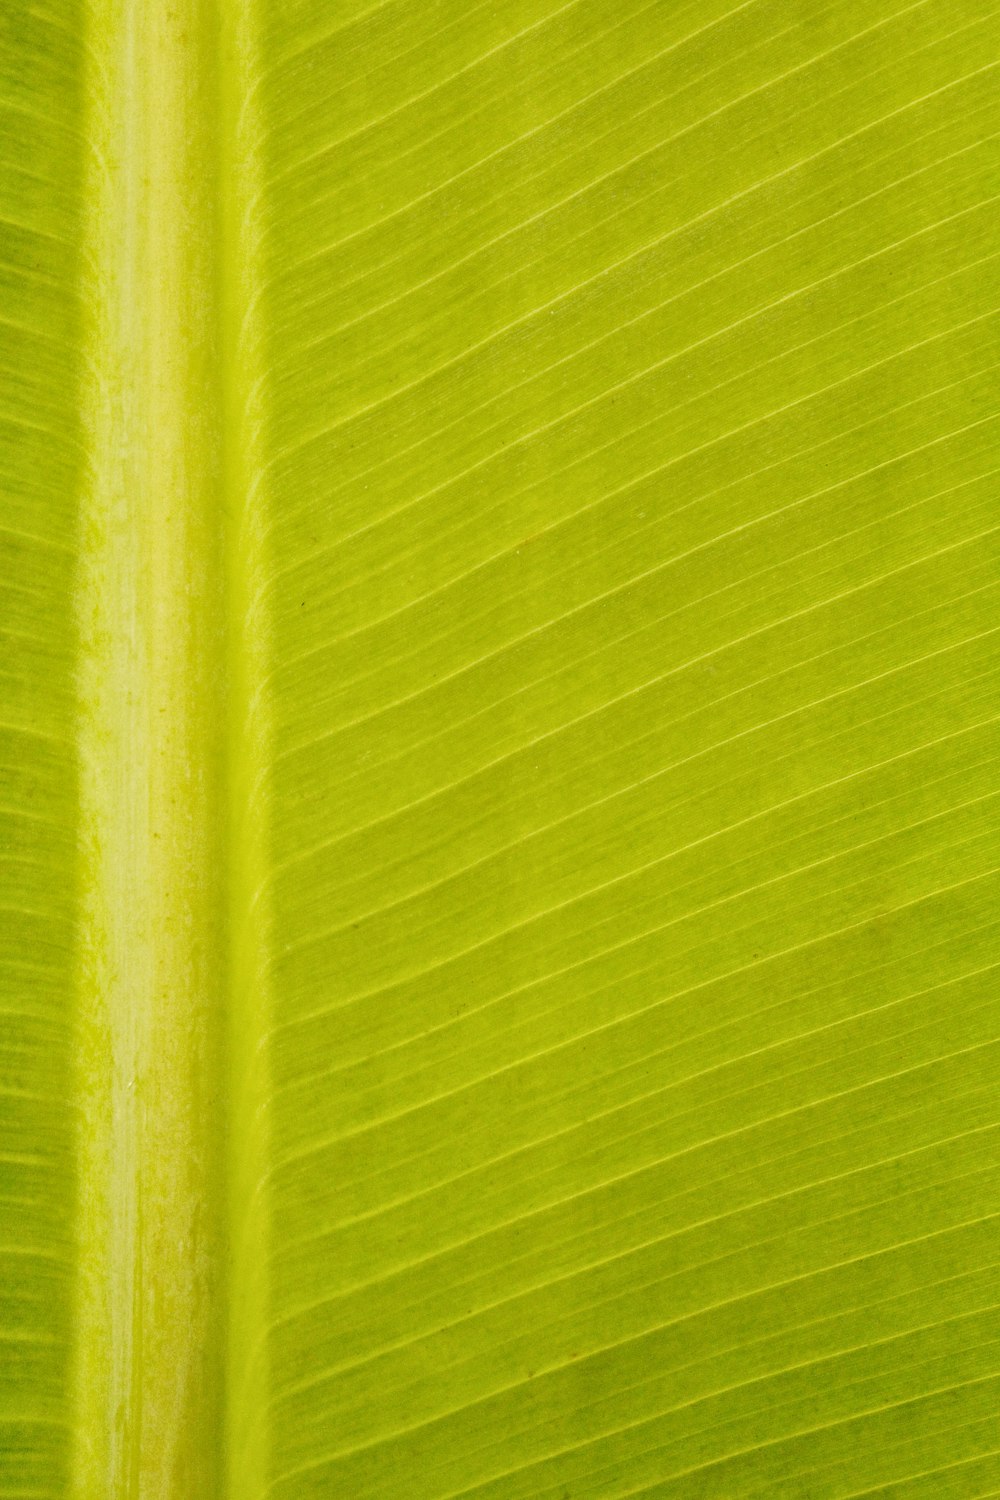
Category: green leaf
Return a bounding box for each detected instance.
[1,1,999,1497]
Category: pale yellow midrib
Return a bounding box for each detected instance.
[73,0,230,1495]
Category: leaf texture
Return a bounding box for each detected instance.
[0,3,83,1493]
[3,1,1000,1498]
[250,2,1000,1496]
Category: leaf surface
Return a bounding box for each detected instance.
[1,1,999,1497]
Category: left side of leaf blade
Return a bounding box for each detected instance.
[0,3,86,1494]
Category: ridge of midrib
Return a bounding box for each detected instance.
[72,0,233,1494]
[216,0,276,1495]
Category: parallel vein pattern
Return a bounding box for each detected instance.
[2,2,1000,1498]
[249,1,1000,1496]
[0,4,83,1495]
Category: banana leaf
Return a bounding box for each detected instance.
[1,1,998,1495]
